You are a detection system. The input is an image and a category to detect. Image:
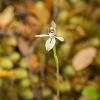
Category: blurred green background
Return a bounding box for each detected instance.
[0,0,100,100]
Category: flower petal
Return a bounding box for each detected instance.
[51,21,56,29]
[45,37,56,51]
[55,36,64,41]
[35,34,49,37]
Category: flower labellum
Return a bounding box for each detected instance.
[35,21,64,51]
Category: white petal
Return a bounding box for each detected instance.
[45,37,56,51]
[55,36,64,41]
[35,34,49,37]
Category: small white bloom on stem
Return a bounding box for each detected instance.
[35,21,64,51]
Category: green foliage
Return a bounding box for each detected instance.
[82,85,100,100]
[19,89,34,99]
[0,57,13,69]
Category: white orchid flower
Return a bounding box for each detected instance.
[35,21,64,51]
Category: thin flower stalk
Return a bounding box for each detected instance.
[53,45,59,100]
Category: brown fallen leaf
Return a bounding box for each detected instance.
[16,20,39,40]
[78,96,90,100]
[85,81,100,90]
[15,2,50,39]
[72,46,97,71]
[66,24,86,36]
[25,54,39,68]
[44,0,53,11]
[18,37,29,56]
[0,6,14,29]
[68,5,87,17]
[25,3,37,15]
[24,55,42,73]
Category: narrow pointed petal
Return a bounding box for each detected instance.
[51,21,56,29]
[35,34,49,37]
[45,37,56,51]
[55,36,64,41]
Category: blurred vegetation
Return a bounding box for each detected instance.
[0,0,100,100]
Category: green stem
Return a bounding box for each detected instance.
[53,46,59,100]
